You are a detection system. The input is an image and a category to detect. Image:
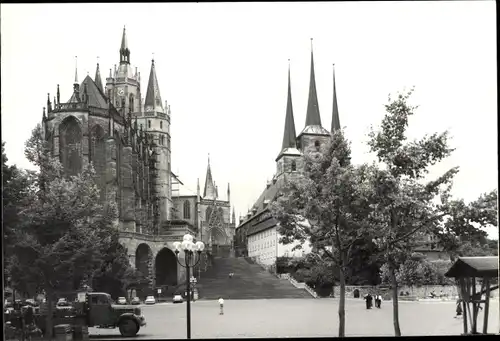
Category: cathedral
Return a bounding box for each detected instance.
[234,42,341,268]
[41,27,234,295]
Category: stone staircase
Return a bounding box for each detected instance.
[196,257,312,300]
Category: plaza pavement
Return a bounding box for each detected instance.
[89,298,500,339]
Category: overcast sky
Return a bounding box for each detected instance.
[1,2,497,238]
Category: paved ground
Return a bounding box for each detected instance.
[89,298,500,339]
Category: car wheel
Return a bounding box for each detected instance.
[119,318,138,337]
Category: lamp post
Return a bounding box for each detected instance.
[173,234,205,339]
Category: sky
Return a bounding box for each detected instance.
[1,2,497,238]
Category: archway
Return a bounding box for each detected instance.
[135,243,152,278]
[155,248,178,287]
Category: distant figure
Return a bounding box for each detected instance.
[229,272,234,278]
[375,294,382,308]
[455,299,463,318]
[218,297,224,315]
[364,294,373,309]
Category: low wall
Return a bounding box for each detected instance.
[332,284,498,300]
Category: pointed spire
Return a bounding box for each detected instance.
[53,96,57,109]
[47,93,52,113]
[42,107,46,121]
[331,64,341,132]
[305,38,322,127]
[227,183,231,202]
[197,178,200,198]
[57,84,60,105]
[232,207,236,225]
[281,60,297,150]
[145,59,163,111]
[95,59,104,93]
[74,56,78,84]
[120,26,130,64]
[203,153,217,200]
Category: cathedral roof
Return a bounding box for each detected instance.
[144,59,163,111]
[304,42,322,128]
[94,63,104,93]
[331,64,341,132]
[299,125,330,137]
[239,180,280,228]
[80,75,108,109]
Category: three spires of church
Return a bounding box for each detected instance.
[280,39,341,152]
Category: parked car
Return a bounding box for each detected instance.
[117,297,127,305]
[172,294,183,304]
[56,298,70,307]
[144,296,156,305]
[131,297,141,305]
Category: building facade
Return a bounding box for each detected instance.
[41,28,205,295]
[235,44,341,268]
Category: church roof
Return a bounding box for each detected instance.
[331,64,341,132]
[275,147,302,162]
[94,63,104,93]
[239,180,280,228]
[281,63,297,150]
[299,125,330,137]
[304,43,322,127]
[80,75,108,109]
[203,156,217,200]
[144,59,163,111]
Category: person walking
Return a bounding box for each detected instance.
[455,299,463,318]
[376,294,382,308]
[218,297,224,315]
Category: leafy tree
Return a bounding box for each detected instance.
[6,125,119,339]
[366,88,458,336]
[271,129,374,337]
[435,190,498,260]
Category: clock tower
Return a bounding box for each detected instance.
[106,27,142,117]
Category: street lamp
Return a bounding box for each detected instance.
[173,234,205,339]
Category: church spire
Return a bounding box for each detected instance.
[331,63,341,132]
[281,60,297,150]
[305,38,322,127]
[144,58,163,111]
[203,154,217,200]
[95,59,104,93]
[120,26,130,64]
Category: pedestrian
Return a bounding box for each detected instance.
[218,297,224,315]
[455,299,463,318]
[376,294,382,308]
[364,294,373,309]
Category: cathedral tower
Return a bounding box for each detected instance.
[138,59,172,223]
[105,27,142,116]
[276,61,301,184]
[296,39,330,153]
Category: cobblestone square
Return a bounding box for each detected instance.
[89,298,500,339]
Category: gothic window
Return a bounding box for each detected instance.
[160,121,163,129]
[129,94,134,112]
[183,200,191,219]
[90,125,106,201]
[121,97,125,109]
[115,132,124,218]
[148,120,151,128]
[291,160,297,171]
[315,140,320,151]
[59,116,82,176]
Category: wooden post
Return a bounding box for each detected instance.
[465,278,474,333]
[483,278,490,334]
[460,278,468,334]
[472,277,477,333]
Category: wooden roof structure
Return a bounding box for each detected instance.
[444,256,499,335]
[445,256,499,278]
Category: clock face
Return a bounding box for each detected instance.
[118,89,124,96]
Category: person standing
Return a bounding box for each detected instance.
[455,299,463,318]
[376,294,382,308]
[218,297,224,315]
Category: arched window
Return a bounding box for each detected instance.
[291,160,297,171]
[183,200,191,219]
[59,116,83,176]
[315,140,320,151]
[129,94,135,112]
[90,125,106,201]
[160,121,163,129]
[148,120,151,128]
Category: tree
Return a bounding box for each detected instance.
[271,129,374,337]
[6,125,119,339]
[366,88,459,336]
[435,190,498,260]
